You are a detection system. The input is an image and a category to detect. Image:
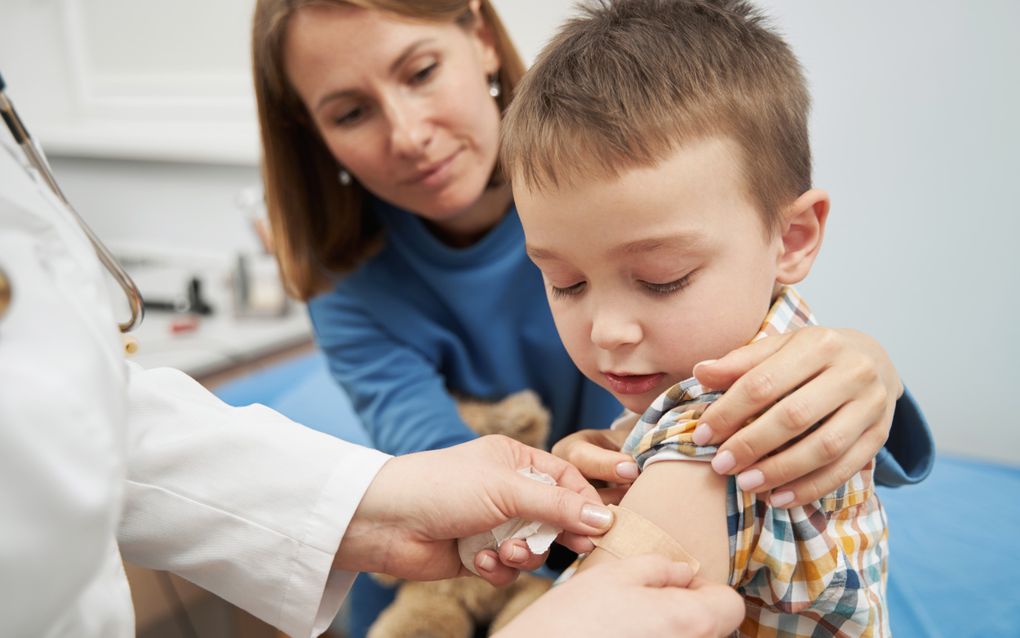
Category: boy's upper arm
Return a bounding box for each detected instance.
[583,460,731,585]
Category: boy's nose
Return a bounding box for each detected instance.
[590,306,642,351]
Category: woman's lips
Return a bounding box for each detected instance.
[602,372,665,395]
[408,149,461,188]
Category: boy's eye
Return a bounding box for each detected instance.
[550,281,587,298]
[641,273,693,296]
[409,62,438,85]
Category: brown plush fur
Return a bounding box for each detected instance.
[367,390,554,638]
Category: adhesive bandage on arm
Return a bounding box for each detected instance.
[590,505,701,574]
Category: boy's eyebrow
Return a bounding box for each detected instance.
[525,245,560,261]
[526,234,705,261]
[315,38,435,112]
[611,234,705,257]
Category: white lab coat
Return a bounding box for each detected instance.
[0,140,391,638]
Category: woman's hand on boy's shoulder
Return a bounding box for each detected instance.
[692,327,901,508]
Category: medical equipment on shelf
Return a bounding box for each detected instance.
[0,265,10,321]
[0,70,145,335]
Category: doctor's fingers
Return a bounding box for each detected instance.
[597,559,742,638]
[505,435,604,499]
[484,526,596,562]
[580,553,695,588]
[499,468,615,537]
[473,549,524,587]
[660,577,746,637]
[495,539,551,571]
[569,557,742,637]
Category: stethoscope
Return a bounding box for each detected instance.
[0,70,145,339]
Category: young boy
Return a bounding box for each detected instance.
[500,0,888,636]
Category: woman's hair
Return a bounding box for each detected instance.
[252,0,525,300]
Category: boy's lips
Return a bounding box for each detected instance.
[602,372,665,395]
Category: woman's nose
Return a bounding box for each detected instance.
[590,304,642,351]
[387,98,432,158]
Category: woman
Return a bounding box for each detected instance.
[251,1,933,633]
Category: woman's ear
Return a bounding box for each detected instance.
[468,0,501,75]
[775,188,830,285]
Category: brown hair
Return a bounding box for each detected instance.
[253,0,525,299]
[501,0,811,234]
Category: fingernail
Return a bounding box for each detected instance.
[711,450,736,474]
[736,469,764,491]
[770,491,795,507]
[581,503,614,529]
[692,423,713,446]
[616,461,640,480]
[509,546,528,563]
[477,553,496,572]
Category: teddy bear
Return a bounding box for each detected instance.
[366,390,556,638]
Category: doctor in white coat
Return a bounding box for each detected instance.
[0,128,744,637]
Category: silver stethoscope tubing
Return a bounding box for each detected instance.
[0,71,144,333]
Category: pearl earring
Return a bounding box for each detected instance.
[488,76,501,99]
[338,168,352,186]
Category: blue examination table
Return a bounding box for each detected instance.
[214,351,1020,637]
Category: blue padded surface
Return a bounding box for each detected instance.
[213,351,371,447]
[880,455,1020,637]
[213,354,1019,634]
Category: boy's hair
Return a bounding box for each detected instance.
[501,0,811,233]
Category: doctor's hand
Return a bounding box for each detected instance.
[333,435,614,587]
[693,327,902,508]
[496,555,744,638]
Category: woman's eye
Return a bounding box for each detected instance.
[333,106,366,126]
[550,282,587,298]
[641,274,692,296]
[410,62,438,85]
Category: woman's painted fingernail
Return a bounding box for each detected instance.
[770,491,795,507]
[736,469,765,491]
[477,553,497,572]
[616,461,640,480]
[711,450,736,474]
[581,503,614,529]
[509,546,529,563]
[692,423,713,446]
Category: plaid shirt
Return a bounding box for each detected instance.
[619,287,889,637]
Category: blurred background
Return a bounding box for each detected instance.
[1,1,1017,636]
[2,0,1016,463]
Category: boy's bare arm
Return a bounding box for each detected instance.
[579,461,731,585]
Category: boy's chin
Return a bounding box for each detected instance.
[616,393,657,414]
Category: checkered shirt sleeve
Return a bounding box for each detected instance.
[623,287,890,637]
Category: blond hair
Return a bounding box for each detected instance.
[501,0,811,233]
[253,0,525,299]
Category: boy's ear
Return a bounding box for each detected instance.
[775,188,829,285]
